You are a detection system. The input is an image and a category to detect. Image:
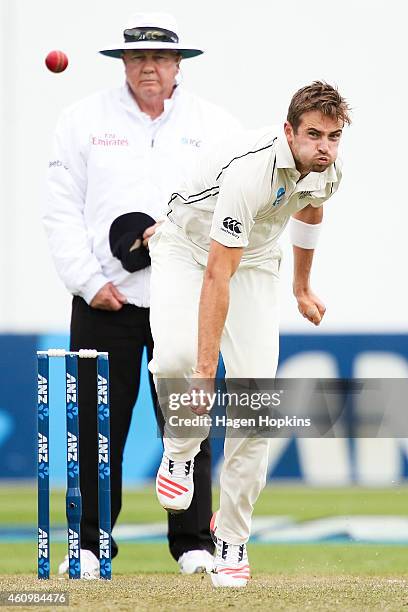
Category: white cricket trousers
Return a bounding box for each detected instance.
[148,221,280,545]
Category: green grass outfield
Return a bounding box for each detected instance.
[0,485,407,578]
[1,486,407,610]
[2,484,408,524]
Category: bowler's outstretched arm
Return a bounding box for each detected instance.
[195,241,243,378]
[292,205,326,325]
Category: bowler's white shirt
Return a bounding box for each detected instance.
[168,127,342,266]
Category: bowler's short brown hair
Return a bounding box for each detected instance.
[287,81,351,132]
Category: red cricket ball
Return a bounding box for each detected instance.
[45,50,69,73]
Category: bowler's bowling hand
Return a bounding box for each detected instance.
[188,372,215,416]
[296,290,326,326]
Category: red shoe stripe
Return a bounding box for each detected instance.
[158,473,189,493]
[210,512,217,534]
[230,573,250,580]
[217,565,250,574]
[218,570,248,576]
[157,488,176,499]
[157,478,184,496]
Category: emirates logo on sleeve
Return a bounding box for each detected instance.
[222,217,242,236]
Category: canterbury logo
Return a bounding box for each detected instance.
[222,217,242,234]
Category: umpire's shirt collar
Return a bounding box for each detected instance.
[120,83,180,122]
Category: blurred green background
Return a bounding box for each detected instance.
[1,485,407,576]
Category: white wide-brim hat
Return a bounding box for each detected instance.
[99,12,203,59]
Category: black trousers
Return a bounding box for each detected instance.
[70,296,214,560]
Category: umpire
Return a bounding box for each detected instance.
[44,11,240,578]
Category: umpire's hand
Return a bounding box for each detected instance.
[142,221,164,248]
[90,282,127,311]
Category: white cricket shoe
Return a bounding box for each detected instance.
[211,539,250,587]
[156,454,194,513]
[210,513,250,587]
[58,549,99,580]
[178,550,214,574]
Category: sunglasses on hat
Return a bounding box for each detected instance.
[123,27,179,44]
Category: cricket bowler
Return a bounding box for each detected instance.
[148,81,351,586]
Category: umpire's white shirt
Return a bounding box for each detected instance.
[44,85,240,305]
[168,126,342,266]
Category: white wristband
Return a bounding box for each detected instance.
[289,217,322,249]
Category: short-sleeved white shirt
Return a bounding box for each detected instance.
[167,126,342,266]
